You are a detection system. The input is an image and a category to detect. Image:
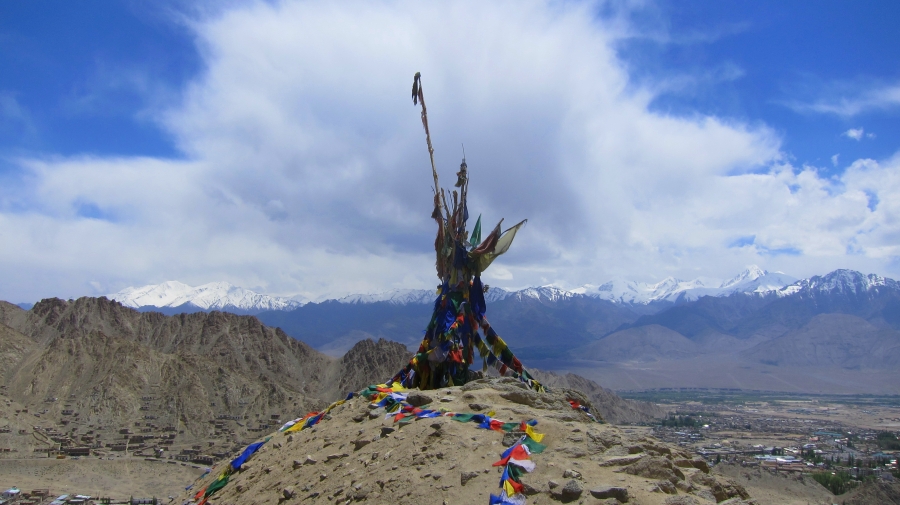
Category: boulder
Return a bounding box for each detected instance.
[589,486,629,502]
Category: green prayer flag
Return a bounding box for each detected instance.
[469,214,482,247]
[522,437,546,454]
[507,464,525,481]
[204,474,230,498]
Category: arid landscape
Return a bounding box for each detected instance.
[2,297,899,504]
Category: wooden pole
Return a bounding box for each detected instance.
[412,73,441,208]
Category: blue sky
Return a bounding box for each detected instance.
[620,0,899,172]
[1,0,899,302]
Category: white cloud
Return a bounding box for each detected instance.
[1,0,900,303]
[831,154,839,166]
[843,128,865,140]
[791,83,900,117]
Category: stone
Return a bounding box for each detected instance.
[367,410,382,420]
[598,455,644,467]
[406,392,433,407]
[622,456,684,482]
[560,480,583,500]
[305,455,317,465]
[380,427,395,437]
[440,396,453,402]
[548,480,560,489]
[522,483,540,496]
[675,480,693,493]
[430,422,442,430]
[352,485,371,500]
[663,497,699,505]
[468,403,490,411]
[460,471,481,486]
[563,469,582,479]
[286,434,294,443]
[502,431,525,447]
[352,439,371,451]
[590,486,629,502]
[282,487,295,499]
[654,480,677,494]
[691,458,710,473]
[352,413,366,423]
[326,453,349,461]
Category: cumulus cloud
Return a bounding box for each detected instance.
[843,128,865,140]
[1,0,899,303]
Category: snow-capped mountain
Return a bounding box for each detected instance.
[107,281,306,313]
[509,286,580,302]
[571,266,797,304]
[105,266,801,315]
[777,269,899,297]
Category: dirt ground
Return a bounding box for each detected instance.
[0,457,204,499]
[713,462,836,505]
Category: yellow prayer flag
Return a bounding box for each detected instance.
[503,480,517,497]
[525,425,544,443]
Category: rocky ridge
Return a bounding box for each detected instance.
[0,298,409,449]
[176,377,755,505]
[0,297,663,459]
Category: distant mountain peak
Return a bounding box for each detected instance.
[778,269,897,297]
[107,281,305,313]
[720,265,767,289]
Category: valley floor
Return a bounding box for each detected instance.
[532,357,900,395]
[0,457,204,499]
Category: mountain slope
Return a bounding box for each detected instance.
[0,297,411,446]
[255,295,641,358]
[741,313,900,368]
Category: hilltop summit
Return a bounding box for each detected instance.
[177,377,754,505]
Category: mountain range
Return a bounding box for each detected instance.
[252,268,900,393]
[11,267,900,394]
[103,265,796,315]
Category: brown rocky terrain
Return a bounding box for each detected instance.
[176,377,763,505]
[0,298,411,454]
[0,297,663,462]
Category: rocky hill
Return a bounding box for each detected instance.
[175,377,760,505]
[0,297,410,454]
[0,297,663,461]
